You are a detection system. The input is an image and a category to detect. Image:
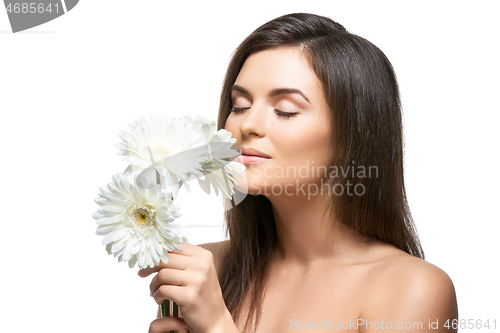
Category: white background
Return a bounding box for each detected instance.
[1,1,498,332]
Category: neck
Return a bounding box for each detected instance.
[267,192,374,266]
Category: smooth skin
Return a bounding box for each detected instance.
[140,47,458,333]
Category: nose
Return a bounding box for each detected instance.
[239,102,267,138]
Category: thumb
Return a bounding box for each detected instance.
[149,316,187,333]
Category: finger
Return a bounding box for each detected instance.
[152,284,186,306]
[150,268,188,296]
[138,253,190,277]
[148,316,187,333]
[168,242,206,256]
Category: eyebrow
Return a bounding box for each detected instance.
[231,84,311,104]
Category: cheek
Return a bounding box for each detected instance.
[223,116,232,131]
[278,121,331,166]
[224,116,240,140]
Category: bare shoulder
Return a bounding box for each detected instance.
[361,248,458,332]
[198,240,230,272]
[366,249,456,298]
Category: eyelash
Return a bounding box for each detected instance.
[230,107,298,118]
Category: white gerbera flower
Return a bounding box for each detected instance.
[197,162,245,199]
[92,173,187,269]
[184,115,246,199]
[184,115,217,144]
[114,115,209,198]
[199,131,246,198]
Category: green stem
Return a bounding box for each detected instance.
[161,299,170,317]
[161,300,179,333]
[157,169,179,333]
[173,301,179,316]
[172,302,179,333]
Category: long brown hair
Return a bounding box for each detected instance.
[217,13,424,332]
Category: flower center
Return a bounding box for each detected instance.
[125,203,156,230]
[152,148,170,157]
[133,208,149,227]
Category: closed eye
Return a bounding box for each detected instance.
[230,107,298,118]
[274,110,298,118]
[230,107,250,113]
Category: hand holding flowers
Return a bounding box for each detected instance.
[139,243,238,333]
[93,114,245,333]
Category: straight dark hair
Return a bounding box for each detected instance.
[216,13,424,332]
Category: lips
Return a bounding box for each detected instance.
[240,147,271,159]
[239,147,271,165]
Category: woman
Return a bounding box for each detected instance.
[139,13,458,333]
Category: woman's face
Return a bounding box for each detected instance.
[225,47,332,198]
